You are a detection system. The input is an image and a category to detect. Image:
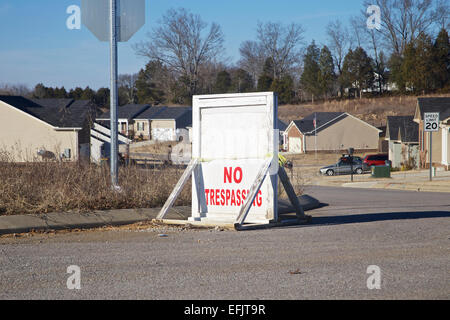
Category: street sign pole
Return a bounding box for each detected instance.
[109,0,119,188]
[424,112,439,182]
[429,132,432,181]
[82,0,145,188]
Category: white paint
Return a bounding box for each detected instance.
[190,92,278,224]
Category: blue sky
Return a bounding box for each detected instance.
[0,0,365,90]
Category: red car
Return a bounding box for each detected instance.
[363,154,390,170]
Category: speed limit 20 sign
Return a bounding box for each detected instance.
[424,112,440,132]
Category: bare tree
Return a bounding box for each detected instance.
[0,83,30,96]
[118,74,138,104]
[133,8,224,97]
[363,0,447,55]
[255,21,305,79]
[326,20,352,76]
[349,15,366,49]
[238,40,266,87]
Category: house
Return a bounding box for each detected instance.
[96,104,150,138]
[385,116,419,168]
[285,112,382,153]
[277,119,288,150]
[149,107,192,142]
[133,106,192,142]
[414,98,450,170]
[0,95,96,162]
[132,106,169,140]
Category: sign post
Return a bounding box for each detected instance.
[424,112,440,181]
[81,0,145,187]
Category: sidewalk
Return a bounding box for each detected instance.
[0,195,322,236]
[0,207,189,236]
[311,168,450,193]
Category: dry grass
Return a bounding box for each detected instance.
[0,158,190,216]
[279,93,450,126]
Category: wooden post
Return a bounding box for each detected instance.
[234,159,272,228]
[156,159,199,220]
[278,166,306,220]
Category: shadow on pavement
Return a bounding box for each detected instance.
[286,210,450,228]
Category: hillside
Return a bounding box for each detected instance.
[278,94,450,127]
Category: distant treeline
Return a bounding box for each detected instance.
[1,1,449,107]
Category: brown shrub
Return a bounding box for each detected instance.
[0,160,190,215]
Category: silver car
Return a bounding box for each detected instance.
[319,159,364,176]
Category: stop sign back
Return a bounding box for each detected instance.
[81,0,145,42]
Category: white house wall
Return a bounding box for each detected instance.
[0,101,79,162]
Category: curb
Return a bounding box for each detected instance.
[0,207,167,236]
[0,195,323,236]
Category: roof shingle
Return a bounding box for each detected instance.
[0,95,95,128]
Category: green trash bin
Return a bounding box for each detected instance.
[371,165,391,178]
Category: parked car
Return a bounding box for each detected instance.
[319,159,364,176]
[340,155,363,163]
[362,154,390,171]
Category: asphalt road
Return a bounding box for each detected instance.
[0,186,449,300]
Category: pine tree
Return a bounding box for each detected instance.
[433,28,450,89]
[135,61,166,105]
[257,58,275,91]
[232,69,254,93]
[388,53,405,92]
[318,45,336,99]
[300,41,321,102]
[402,33,435,93]
[214,70,232,93]
[270,75,294,104]
[341,47,374,98]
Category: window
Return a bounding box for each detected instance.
[137,122,146,132]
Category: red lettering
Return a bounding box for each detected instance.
[224,167,232,183]
[226,190,230,206]
[236,190,241,206]
[234,167,243,183]
[230,190,236,206]
[215,189,220,205]
[256,190,262,207]
[210,189,215,205]
[220,189,225,205]
[205,189,210,205]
